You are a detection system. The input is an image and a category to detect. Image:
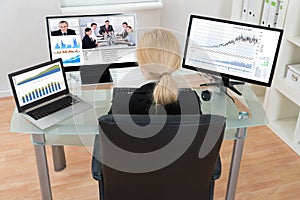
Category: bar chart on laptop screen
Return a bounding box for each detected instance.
[185,18,280,83]
[12,64,67,106]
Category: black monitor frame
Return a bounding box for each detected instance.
[182,15,283,94]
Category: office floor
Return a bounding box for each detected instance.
[1,96,300,199]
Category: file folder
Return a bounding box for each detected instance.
[231,0,245,20]
[260,0,271,26]
[247,0,264,24]
[266,0,280,27]
[241,0,250,21]
[275,0,289,28]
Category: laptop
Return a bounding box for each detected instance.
[8,58,93,130]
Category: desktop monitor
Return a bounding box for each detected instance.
[182,15,283,95]
[46,13,138,84]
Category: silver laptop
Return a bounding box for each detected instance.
[8,58,92,130]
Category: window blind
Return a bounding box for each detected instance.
[61,0,160,8]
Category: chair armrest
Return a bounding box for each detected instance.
[91,135,103,181]
[212,154,221,180]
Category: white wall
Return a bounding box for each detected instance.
[160,0,232,32]
[0,0,60,96]
[0,0,232,97]
[160,0,233,51]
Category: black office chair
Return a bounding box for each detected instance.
[92,114,225,200]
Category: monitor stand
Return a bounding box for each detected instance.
[200,76,245,96]
[80,64,113,85]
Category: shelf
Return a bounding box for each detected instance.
[287,36,300,47]
[247,84,266,105]
[268,118,300,156]
[256,95,264,105]
[274,77,300,107]
[230,0,300,156]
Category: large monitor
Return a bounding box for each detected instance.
[183,15,283,95]
[46,13,138,84]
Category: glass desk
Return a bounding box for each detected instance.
[10,85,267,200]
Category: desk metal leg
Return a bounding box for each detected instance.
[32,134,53,200]
[225,127,247,200]
[51,146,66,171]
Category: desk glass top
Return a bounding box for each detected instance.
[10,85,267,144]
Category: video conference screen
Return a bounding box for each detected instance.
[183,15,283,87]
[46,13,137,68]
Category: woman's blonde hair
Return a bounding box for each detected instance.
[137,28,181,106]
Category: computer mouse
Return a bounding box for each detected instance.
[201,90,211,101]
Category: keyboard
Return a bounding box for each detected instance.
[27,96,78,120]
[112,87,137,98]
[112,87,193,97]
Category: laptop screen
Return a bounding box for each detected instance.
[8,58,69,112]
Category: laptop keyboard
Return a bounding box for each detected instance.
[27,96,79,120]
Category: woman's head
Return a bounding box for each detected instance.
[137,28,181,106]
[137,28,181,78]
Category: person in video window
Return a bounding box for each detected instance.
[122,26,136,46]
[90,22,98,41]
[116,22,128,39]
[82,27,98,49]
[51,21,76,36]
[99,20,114,36]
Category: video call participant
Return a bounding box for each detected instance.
[122,26,135,46]
[110,28,202,115]
[82,27,98,49]
[51,20,76,36]
[90,22,98,41]
[116,22,128,39]
[99,20,114,35]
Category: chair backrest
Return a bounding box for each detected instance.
[97,114,225,200]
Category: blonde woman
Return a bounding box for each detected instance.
[110,28,202,115]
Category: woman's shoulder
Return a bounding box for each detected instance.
[177,89,202,114]
[135,82,156,93]
[178,88,200,102]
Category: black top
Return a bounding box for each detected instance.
[122,30,128,38]
[51,29,76,36]
[82,34,97,49]
[99,25,114,35]
[109,82,202,115]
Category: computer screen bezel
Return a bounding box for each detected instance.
[8,58,69,113]
[182,14,284,87]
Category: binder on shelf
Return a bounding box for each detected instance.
[266,0,280,27]
[275,0,289,28]
[260,0,271,26]
[247,0,264,24]
[241,0,250,21]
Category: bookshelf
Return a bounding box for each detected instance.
[231,0,300,155]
